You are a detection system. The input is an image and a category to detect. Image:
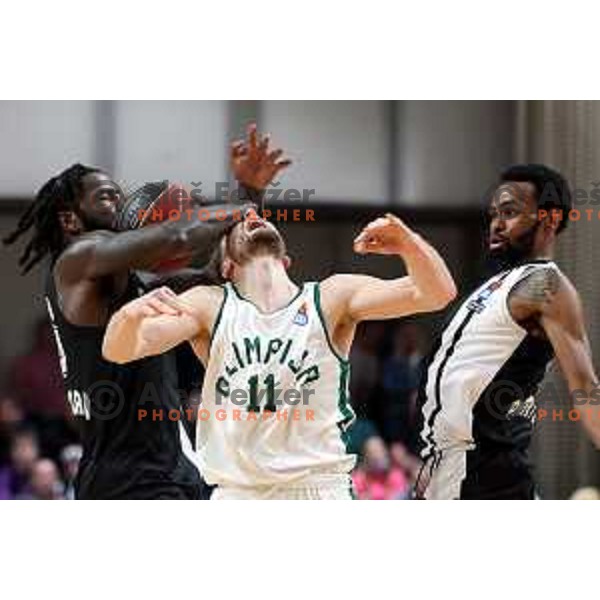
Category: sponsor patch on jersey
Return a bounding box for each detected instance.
[506,396,536,422]
[467,277,505,313]
[293,302,309,326]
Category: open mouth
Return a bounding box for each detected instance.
[246,219,266,232]
[489,237,507,249]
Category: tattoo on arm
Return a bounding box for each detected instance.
[510,267,561,308]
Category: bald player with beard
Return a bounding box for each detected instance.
[102,210,456,499]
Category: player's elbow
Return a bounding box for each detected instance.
[102,313,142,364]
[102,340,120,363]
[162,222,191,255]
[440,278,458,306]
[161,220,209,259]
[102,336,131,365]
[420,280,457,312]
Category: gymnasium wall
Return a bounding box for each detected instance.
[0,100,512,392]
[525,101,600,498]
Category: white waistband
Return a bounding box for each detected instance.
[220,473,352,491]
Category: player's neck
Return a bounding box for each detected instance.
[235,257,297,313]
[530,231,556,261]
[528,245,554,262]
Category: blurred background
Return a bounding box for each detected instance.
[0,100,599,499]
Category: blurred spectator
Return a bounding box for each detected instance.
[60,444,82,500]
[350,322,385,420]
[8,317,79,459]
[22,458,64,500]
[0,427,40,499]
[352,436,410,500]
[0,394,24,426]
[570,487,600,500]
[0,394,27,465]
[8,317,65,418]
[380,322,425,449]
[390,441,422,487]
[345,418,379,457]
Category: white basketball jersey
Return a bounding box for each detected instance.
[419,260,559,461]
[197,282,356,487]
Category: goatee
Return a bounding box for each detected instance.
[485,223,539,274]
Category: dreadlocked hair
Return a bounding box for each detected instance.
[3,163,102,274]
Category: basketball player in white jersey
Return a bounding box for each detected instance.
[416,164,600,500]
[102,209,456,499]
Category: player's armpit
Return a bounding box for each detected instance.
[538,274,600,448]
[56,203,246,281]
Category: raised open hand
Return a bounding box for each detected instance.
[231,123,292,192]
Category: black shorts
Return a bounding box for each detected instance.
[76,480,203,500]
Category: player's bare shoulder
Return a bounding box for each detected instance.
[320,273,358,294]
[178,284,225,327]
[317,274,363,358]
[58,230,116,259]
[182,284,226,365]
[508,264,579,327]
[54,230,116,281]
[318,274,358,318]
[320,272,382,315]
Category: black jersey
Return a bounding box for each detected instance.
[416,261,557,499]
[45,269,201,499]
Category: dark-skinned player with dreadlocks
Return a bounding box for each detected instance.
[3,124,291,499]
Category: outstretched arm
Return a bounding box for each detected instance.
[56,204,245,282]
[59,124,292,283]
[102,285,222,364]
[143,266,222,293]
[512,268,600,448]
[329,214,457,322]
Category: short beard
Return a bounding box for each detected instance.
[485,223,539,273]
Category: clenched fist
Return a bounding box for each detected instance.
[353,213,416,256]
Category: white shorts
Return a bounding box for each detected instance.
[417,445,537,500]
[419,447,466,500]
[211,474,355,500]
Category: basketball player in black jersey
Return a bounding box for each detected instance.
[3,125,290,499]
[416,164,600,499]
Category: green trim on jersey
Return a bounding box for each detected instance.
[209,285,229,352]
[337,360,356,433]
[313,282,350,365]
[349,480,357,500]
[314,282,356,443]
[230,281,305,315]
